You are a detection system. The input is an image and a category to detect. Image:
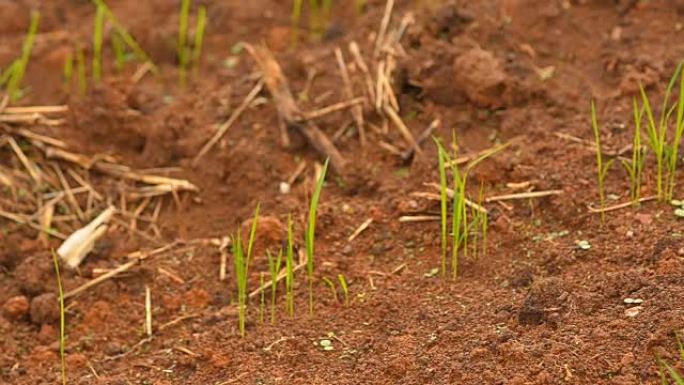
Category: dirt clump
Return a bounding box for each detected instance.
[2,295,30,321]
[517,277,569,326]
[453,47,511,109]
[30,293,60,325]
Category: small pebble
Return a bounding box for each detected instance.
[623,298,643,305]
[2,295,30,320]
[624,306,641,317]
[279,182,291,194]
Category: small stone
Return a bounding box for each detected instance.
[675,208,684,218]
[2,295,30,321]
[624,306,641,317]
[576,240,591,250]
[623,298,643,304]
[30,293,60,325]
[279,182,291,194]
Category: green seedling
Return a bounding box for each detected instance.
[92,3,106,82]
[91,0,157,74]
[639,62,684,201]
[321,277,338,302]
[6,11,40,101]
[434,137,449,276]
[590,100,614,223]
[0,61,18,88]
[667,63,684,200]
[63,51,74,90]
[354,0,366,15]
[478,182,488,257]
[337,274,349,306]
[621,98,646,204]
[306,158,329,315]
[291,0,304,46]
[178,0,191,86]
[232,203,260,337]
[76,45,88,95]
[285,214,295,317]
[266,249,283,323]
[111,32,126,71]
[259,272,265,324]
[51,250,67,385]
[191,5,207,78]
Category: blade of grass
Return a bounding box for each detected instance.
[76,45,88,95]
[337,273,349,306]
[51,250,67,385]
[321,277,338,303]
[6,11,40,101]
[191,5,207,78]
[291,0,304,47]
[92,3,106,82]
[433,137,448,276]
[591,100,609,223]
[0,61,18,88]
[286,214,295,317]
[111,32,126,72]
[306,158,330,315]
[63,52,73,90]
[259,272,265,324]
[667,62,684,200]
[178,0,191,86]
[267,249,283,323]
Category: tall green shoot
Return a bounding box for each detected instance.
[0,62,18,88]
[63,52,73,91]
[232,203,260,337]
[337,274,349,306]
[434,138,449,276]
[6,11,40,101]
[111,32,126,72]
[191,5,207,78]
[76,45,88,95]
[667,64,684,200]
[306,158,329,315]
[285,215,295,317]
[51,250,67,385]
[266,249,283,323]
[450,155,466,279]
[92,3,106,82]
[591,100,614,223]
[259,272,265,324]
[292,0,304,46]
[621,98,645,204]
[321,277,338,302]
[178,0,191,86]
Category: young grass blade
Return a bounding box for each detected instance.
[0,61,18,88]
[337,274,349,306]
[191,5,207,78]
[178,0,191,86]
[450,157,465,279]
[478,181,488,257]
[667,63,684,200]
[354,0,366,15]
[232,229,246,336]
[291,0,304,47]
[267,249,283,323]
[51,250,67,385]
[591,100,609,223]
[259,272,265,324]
[7,11,40,101]
[63,52,74,90]
[286,215,295,317]
[92,3,106,82]
[322,277,338,303]
[76,45,88,95]
[433,137,449,276]
[246,203,261,265]
[111,32,126,72]
[306,158,330,315]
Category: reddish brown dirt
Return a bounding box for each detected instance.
[2,0,684,384]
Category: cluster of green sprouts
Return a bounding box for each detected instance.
[291,0,366,45]
[228,158,330,336]
[590,62,684,220]
[657,333,684,384]
[178,0,207,86]
[434,137,505,278]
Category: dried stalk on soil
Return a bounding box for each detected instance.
[245,43,346,172]
[334,47,365,146]
[57,206,115,269]
[144,286,152,336]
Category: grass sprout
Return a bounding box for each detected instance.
[354,0,366,15]
[590,100,614,223]
[76,45,88,95]
[92,3,106,82]
[321,277,338,303]
[434,137,449,276]
[621,97,646,204]
[91,0,157,74]
[286,214,295,317]
[306,158,329,315]
[63,51,74,90]
[6,11,40,101]
[667,63,684,200]
[259,272,265,324]
[0,62,18,88]
[291,0,304,46]
[51,250,67,385]
[337,274,349,306]
[111,32,126,72]
[191,5,207,78]
[232,203,260,337]
[266,249,283,323]
[178,0,191,86]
